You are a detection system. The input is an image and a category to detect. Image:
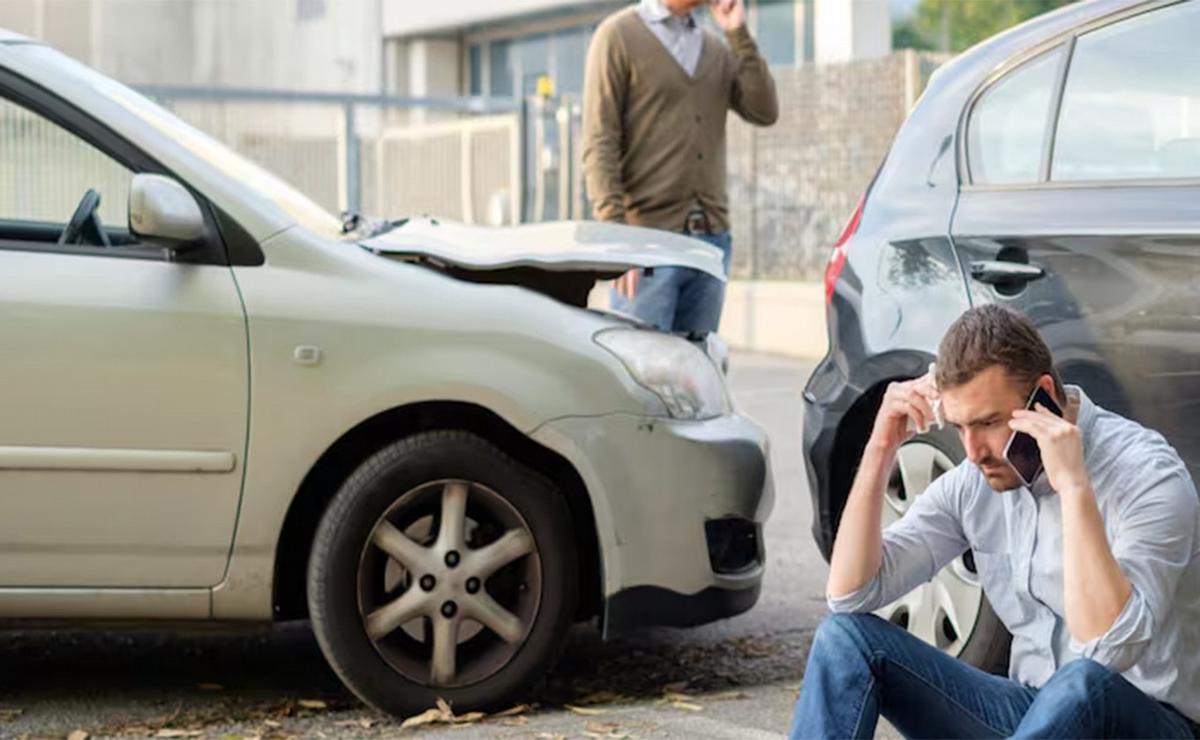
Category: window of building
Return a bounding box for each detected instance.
[468,43,483,96]
[489,39,514,97]
[755,0,796,66]
[296,0,326,22]
[1052,1,1200,182]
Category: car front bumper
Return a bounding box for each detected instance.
[531,411,773,636]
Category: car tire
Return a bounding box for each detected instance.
[874,430,1011,675]
[307,430,578,716]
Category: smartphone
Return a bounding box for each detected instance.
[1003,385,1064,487]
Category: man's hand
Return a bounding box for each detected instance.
[869,370,939,454]
[709,0,746,31]
[1009,405,1090,496]
[615,268,641,300]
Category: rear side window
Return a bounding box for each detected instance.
[967,48,1063,185]
[1052,1,1200,182]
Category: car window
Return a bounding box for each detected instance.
[1053,1,1200,182]
[967,47,1062,185]
[0,95,132,231]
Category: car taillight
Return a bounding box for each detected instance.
[824,194,865,305]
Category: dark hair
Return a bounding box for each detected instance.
[936,305,1065,399]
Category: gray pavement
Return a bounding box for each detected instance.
[0,353,834,739]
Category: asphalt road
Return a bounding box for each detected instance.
[0,353,833,740]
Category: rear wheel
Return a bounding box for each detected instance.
[307,431,577,715]
[873,435,1010,673]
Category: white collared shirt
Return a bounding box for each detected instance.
[830,386,1200,723]
[636,0,704,77]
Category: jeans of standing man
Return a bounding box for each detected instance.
[790,612,1200,739]
[609,231,731,336]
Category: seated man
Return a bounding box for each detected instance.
[791,305,1200,739]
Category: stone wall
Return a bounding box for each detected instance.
[725,50,947,281]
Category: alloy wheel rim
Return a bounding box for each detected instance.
[356,479,542,688]
[875,442,983,655]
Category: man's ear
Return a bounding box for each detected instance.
[1037,374,1058,404]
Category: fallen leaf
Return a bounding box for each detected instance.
[501,716,530,727]
[197,683,224,691]
[155,730,204,738]
[494,703,532,717]
[661,691,693,703]
[400,708,444,730]
[669,701,704,712]
[68,732,89,740]
[586,722,621,733]
[334,718,375,729]
[576,691,629,706]
[452,711,485,724]
[535,734,566,740]
[0,708,21,721]
[565,704,608,716]
[297,699,327,710]
[263,720,283,728]
[436,697,455,717]
[662,681,690,694]
[706,690,750,701]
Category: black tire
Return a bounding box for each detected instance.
[958,593,1011,675]
[307,430,578,716]
[889,429,1011,676]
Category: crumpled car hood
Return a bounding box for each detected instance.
[360,218,726,306]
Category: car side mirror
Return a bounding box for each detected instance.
[129,174,206,247]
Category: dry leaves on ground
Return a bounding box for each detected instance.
[658,689,704,712]
[0,709,21,721]
[67,731,89,740]
[583,720,632,738]
[334,717,376,730]
[297,699,327,710]
[706,691,750,701]
[574,691,631,706]
[564,704,608,717]
[399,697,486,729]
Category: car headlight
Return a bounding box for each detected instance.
[594,328,730,420]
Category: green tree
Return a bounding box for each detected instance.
[893,0,1080,53]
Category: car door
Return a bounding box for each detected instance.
[0,82,249,588]
[950,0,1200,477]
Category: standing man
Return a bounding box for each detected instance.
[582,0,777,336]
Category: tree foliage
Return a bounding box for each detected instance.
[894,0,1080,53]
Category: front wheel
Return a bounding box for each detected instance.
[307,431,578,715]
[873,434,1011,674]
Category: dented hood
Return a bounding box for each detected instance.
[363,218,724,278]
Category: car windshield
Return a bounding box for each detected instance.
[15,44,345,239]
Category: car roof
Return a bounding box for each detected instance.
[957,0,1152,67]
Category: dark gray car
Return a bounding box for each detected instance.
[803,0,1200,671]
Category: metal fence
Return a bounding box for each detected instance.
[140,86,526,226]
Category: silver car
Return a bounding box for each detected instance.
[0,31,773,714]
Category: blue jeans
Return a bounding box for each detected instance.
[610,231,731,336]
[791,613,1199,739]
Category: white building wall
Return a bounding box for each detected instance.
[1,0,385,93]
[382,0,596,38]
[814,0,892,64]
